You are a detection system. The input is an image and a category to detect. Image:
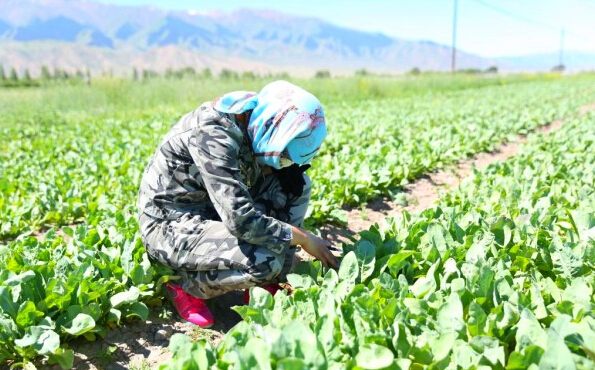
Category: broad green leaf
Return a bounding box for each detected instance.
[0,315,19,338]
[14,326,60,355]
[387,250,415,276]
[549,235,583,281]
[276,357,308,370]
[168,333,191,353]
[514,309,547,352]
[429,332,456,361]
[321,268,339,291]
[109,286,140,308]
[538,330,576,370]
[468,336,504,366]
[507,345,545,370]
[3,270,36,286]
[466,231,494,264]
[249,287,274,310]
[491,217,514,247]
[62,313,95,336]
[286,274,316,290]
[47,347,75,370]
[241,338,273,370]
[0,286,17,318]
[16,301,44,328]
[338,251,358,282]
[467,301,487,336]
[355,343,394,369]
[437,293,464,334]
[272,320,326,369]
[561,278,592,315]
[451,340,479,369]
[122,302,149,320]
[391,322,411,358]
[356,240,376,283]
[293,261,322,281]
[410,263,437,298]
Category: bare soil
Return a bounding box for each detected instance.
[39,104,595,369]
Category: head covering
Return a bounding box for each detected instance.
[212,80,327,169]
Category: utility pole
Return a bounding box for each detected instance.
[558,27,565,68]
[451,0,458,73]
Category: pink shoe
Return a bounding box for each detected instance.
[166,282,214,327]
[243,283,290,305]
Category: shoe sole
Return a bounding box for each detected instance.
[183,318,214,328]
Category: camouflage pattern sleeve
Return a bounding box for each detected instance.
[190,119,293,255]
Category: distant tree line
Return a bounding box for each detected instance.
[132,66,291,81]
[0,65,38,87]
[406,66,499,75]
[0,64,92,87]
[0,63,508,88]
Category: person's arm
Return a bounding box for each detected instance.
[290,225,339,268]
[191,119,293,255]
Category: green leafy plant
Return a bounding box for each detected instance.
[163,113,595,368]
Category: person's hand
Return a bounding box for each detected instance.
[300,232,339,269]
[291,225,339,268]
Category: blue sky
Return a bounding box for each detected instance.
[93,0,594,57]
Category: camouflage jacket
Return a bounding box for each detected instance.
[137,102,292,254]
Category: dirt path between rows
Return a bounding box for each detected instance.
[320,103,594,244]
[319,128,552,241]
[42,103,594,370]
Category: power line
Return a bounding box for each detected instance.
[468,0,559,32]
[466,0,583,40]
[450,0,575,70]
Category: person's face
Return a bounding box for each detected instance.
[279,149,294,168]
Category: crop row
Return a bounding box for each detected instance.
[163,112,595,369]
[0,78,593,368]
[0,212,173,368]
[308,78,595,224]
[1,78,594,241]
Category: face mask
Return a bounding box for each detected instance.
[279,157,294,168]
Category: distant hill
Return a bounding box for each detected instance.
[0,0,593,76]
[497,51,595,72]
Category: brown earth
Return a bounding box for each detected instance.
[39,103,595,370]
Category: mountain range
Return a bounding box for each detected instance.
[1,0,594,77]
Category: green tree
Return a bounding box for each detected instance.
[182,66,196,77]
[0,65,5,80]
[132,67,139,80]
[219,69,238,79]
[241,71,256,80]
[10,67,18,81]
[40,65,51,79]
[314,70,331,78]
[142,69,158,81]
[408,67,421,75]
[24,69,31,80]
[201,68,212,79]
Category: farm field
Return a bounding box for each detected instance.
[164,111,595,369]
[0,74,594,369]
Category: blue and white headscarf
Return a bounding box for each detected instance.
[212,80,327,169]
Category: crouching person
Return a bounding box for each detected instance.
[137,81,338,327]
